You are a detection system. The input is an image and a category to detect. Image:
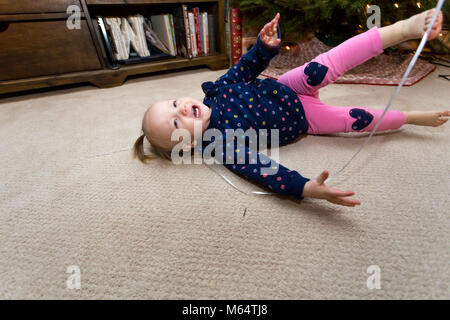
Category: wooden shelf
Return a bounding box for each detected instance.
[0,0,229,95]
[119,53,228,73]
[0,12,86,22]
[0,54,228,94]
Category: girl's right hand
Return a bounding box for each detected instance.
[259,13,281,47]
[302,170,361,207]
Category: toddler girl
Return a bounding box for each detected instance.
[134,10,448,207]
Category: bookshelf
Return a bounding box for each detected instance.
[0,0,229,95]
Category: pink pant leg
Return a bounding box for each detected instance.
[278,27,384,97]
[300,95,406,135]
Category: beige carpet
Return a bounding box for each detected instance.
[0,65,449,299]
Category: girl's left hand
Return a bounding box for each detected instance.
[259,13,281,47]
[302,170,361,207]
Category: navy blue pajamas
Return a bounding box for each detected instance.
[201,28,310,199]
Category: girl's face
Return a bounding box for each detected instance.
[144,97,211,150]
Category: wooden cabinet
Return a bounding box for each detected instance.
[0,0,81,14]
[0,0,229,95]
[0,20,101,81]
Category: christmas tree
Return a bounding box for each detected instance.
[231,0,449,48]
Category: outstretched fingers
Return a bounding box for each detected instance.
[436,110,450,126]
[436,117,449,126]
[329,196,361,207]
[272,13,280,34]
[271,12,280,26]
[325,186,361,207]
[264,13,280,35]
[328,188,355,198]
[260,13,281,46]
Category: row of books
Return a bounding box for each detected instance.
[97,5,216,65]
[169,5,216,58]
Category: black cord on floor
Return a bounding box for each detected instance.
[419,53,450,68]
[417,52,450,82]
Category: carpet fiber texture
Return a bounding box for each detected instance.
[0,66,449,299]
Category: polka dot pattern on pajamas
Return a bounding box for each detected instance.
[200,31,310,200]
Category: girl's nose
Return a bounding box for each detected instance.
[178,103,188,116]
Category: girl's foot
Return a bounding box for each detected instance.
[405,110,450,127]
[379,9,443,49]
[401,9,443,40]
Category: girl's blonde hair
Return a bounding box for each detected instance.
[133,132,195,163]
[133,106,172,163]
[133,133,171,163]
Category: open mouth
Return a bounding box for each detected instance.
[192,105,201,118]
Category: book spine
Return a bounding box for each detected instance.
[230,8,242,65]
[172,8,182,56]
[162,15,174,55]
[163,14,174,55]
[188,12,197,57]
[199,12,204,55]
[182,5,193,58]
[173,7,186,57]
[145,19,170,54]
[193,7,202,56]
[203,12,209,55]
[208,14,216,54]
[168,14,177,56]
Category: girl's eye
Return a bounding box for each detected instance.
[174,119,178,128]
[173,100,177,108]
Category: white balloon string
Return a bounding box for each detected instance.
[207,165,274,195]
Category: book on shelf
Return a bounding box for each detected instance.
[208,14,216,54]
[188,12,197,58]
[168,14,177,55]
[199,10,204,55]
[102,15,151,61]
[173,4,192,58]
[193,7,202,56]
[143,18,170,54]
[173,5,215,58]
[150,14,176,56]
[202,12,209,55]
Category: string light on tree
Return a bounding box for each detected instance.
[281,42,297,54]
[394,3,399,8]
[417,2,421,8]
